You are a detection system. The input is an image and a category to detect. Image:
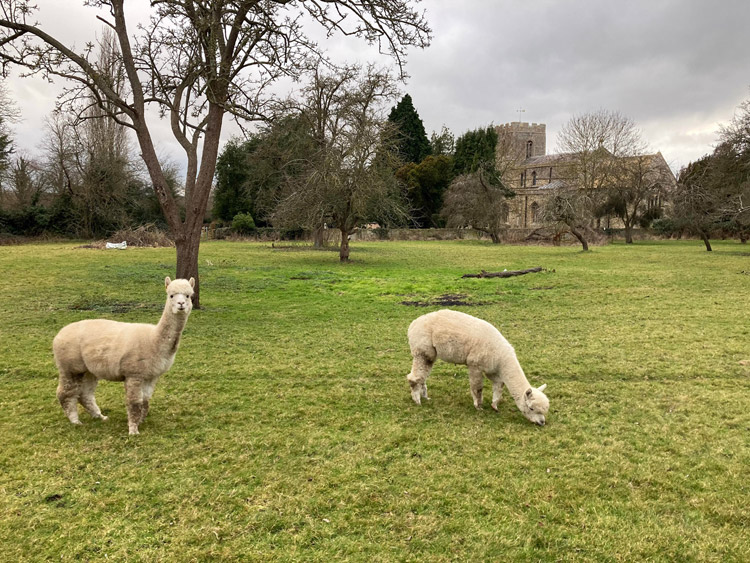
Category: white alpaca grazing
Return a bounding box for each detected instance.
[406,309,549,426]
[53,277,194,435]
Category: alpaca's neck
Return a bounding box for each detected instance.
[499,353,532,404]
[155,302,189,356]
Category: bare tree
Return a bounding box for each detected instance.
[273,64,408,261]
[597,152,673,243]
[0,80,19,191]
[441,126,516,244]
[672,156,717,251]
[557,110,646,232]
[0,0,430,305]
[540,186,594,251]
[441,168,514,244]
[717,97,750,224]
[36,31,137,237]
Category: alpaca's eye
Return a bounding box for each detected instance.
[170,295,174,299]
[529,407,535,411]
[187,295,192,300]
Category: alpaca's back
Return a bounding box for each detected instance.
[408,309,510,370]
[53,319,156,381]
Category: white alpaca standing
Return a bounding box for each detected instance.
[406,309,549,425]
[53,277,195,435]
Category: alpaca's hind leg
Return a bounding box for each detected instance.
[124,379,144,435]
[407,355,433,405]
[79,373,107,421]
[468,366,484,409]
[56,371,83,425]
[490,376,504,412]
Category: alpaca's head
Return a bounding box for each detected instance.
[407,372,428,405]
[522,384,549,426]
[165,277,195,315]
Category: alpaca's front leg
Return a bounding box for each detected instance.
[468,366,484,409]
[125,378,144,435]
[138,379,158,424]
[490,377,504,412]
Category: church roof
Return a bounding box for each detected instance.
[537,179,567,190]
[523,153,576,166]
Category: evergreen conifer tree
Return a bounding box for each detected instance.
[387,94,431,164]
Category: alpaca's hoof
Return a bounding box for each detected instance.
[491,403,499,412]
[99,415,109,421]
[71,420,83,426]
[128,425,139,435]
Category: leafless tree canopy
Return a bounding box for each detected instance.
[441,170,514,244]
[554,109,672,243]
[272,64,408,261]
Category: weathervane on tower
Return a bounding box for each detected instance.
[516,108,525,121]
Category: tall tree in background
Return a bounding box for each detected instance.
[672,155,719,251]
[557,110,644,233]
[604,152,673,243]
[213,138,254,224]
[396,154,453,227]
[441,125,514,243]
[0,81,18,198]
[0,0,430,306]
[388,94,431,164]
[717,97,750,223]
[214,115,316,228]
[453,126,499,175]
[429,125,454,156]
[273,65,408,261]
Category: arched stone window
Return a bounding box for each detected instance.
[526,140,533,158]
[500,203,509,223]
[530,201,540,223]
[521,173,526,187]
[531,171,537,186]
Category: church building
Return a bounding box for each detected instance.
[494,121,675,229]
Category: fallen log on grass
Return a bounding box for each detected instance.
[462,267,545,279]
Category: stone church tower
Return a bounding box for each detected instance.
[496,122,546,160]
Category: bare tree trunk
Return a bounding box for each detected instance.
[312,224,325,248]
[624,223,634,244]
[701,231,712,252]
[175,227,202,304]
[569,227,589,251]
[489,232,501,244]
[339,228,351,261]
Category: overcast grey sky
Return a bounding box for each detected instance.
[5,0,750,174]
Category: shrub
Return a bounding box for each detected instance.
[651,218,678,237]
[232,212,256,234]
[109,224,174,247]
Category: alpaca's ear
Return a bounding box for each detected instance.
[165,276,172,288]
[538,384,547,393]
[189,277,195,288]
[525,388,533,398]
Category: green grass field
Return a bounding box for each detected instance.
[0,239,748,561]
